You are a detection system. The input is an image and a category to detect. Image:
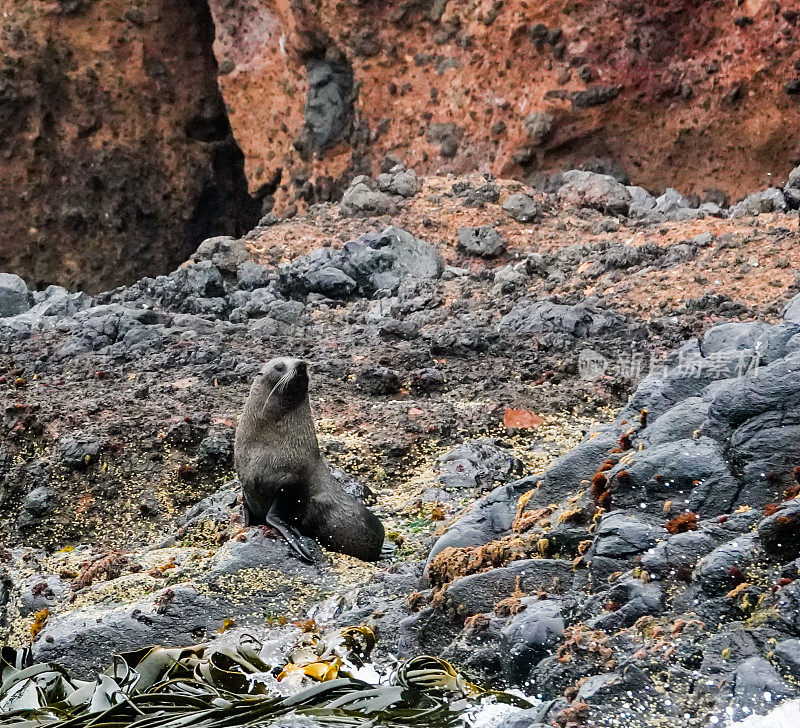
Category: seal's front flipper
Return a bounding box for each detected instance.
[265,514,315,563]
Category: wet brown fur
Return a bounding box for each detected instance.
[235,358,384,561]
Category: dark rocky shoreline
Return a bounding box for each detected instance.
[2,167,800,726]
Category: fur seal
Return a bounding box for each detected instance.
[235,357,385,562]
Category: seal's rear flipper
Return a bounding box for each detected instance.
[265,514,315,563]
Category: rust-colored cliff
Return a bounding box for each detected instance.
[0,0,256,291]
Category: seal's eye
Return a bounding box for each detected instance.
[274,363,286,373]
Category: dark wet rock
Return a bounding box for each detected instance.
[442,559,574,616]
[605,437,739,516]
[0,273,32,317]
[31,584,231,678]
[500,599,564,684]
[355,366,402,395]
[502,193,540,222]
[456,226,506,258]
[437,440,523,491]
[774,639,800,678]
[58,435,102,470]
[588,579,664,631]
[758,501,800,560]
[425,478,534,566]
[587,512,661,582]
[340,182,397,217]
[694,533,759,595]
[729,657,796,720]
[557,170,631,215]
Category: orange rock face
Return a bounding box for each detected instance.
[209,0,800,210]
[0,0,256,291]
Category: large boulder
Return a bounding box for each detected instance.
[556,170,631,215]
[278,227,443,299]
[0,273,32,318]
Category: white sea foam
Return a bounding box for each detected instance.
[729,699,800,728]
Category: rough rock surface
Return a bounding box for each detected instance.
[3,167,800,726]
[207,0,800,213]
[0,0,257,291]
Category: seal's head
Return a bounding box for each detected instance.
[249,357,309,416]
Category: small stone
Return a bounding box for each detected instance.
[502,193,540,222]
[457,226,506,258]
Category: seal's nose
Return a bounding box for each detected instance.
[294,360,307,374]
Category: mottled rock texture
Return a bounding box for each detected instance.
[0,0,257,291]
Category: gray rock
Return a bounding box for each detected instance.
[782,293,800,325]
[340,182,397,217]
[457,226,506,258]
[0,273,32,318]
[28,286,93,317]
[501,599,564,684]
[22,486,53,517]
[179,483,239,530]
[773,639,800,677]
[730,657,795,720]
[588,579,664,631]
[377,166,420,197]
[19,575,65,617]
[523,111,554,141]
[654,188,693,215]
[557,170,631,215]
[279,227,442,299]
[425,477,537,567]
[58,435,102,470]
[626,185,658,217]
[191,236,250,273]
[303,57,354,150]
[502,193,540,222]
[304,266,357,298]
[695,533,759,595]
[437,440,523,491]
[729,188,787,218]
[236,261,273,291]
[499,300,622,338]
